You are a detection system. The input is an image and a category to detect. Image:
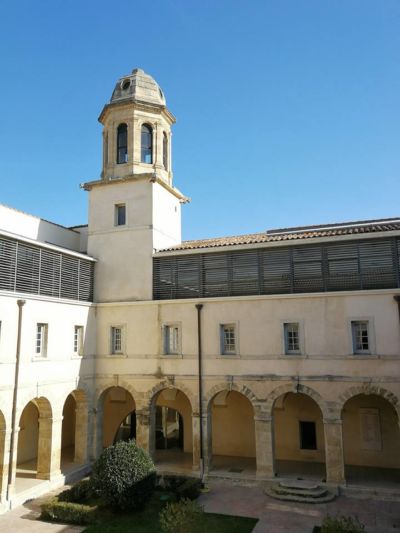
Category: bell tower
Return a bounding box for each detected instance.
[83,69,188,302]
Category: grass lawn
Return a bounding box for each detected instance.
[82,493,257,533]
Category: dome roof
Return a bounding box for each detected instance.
[110,68,166,106]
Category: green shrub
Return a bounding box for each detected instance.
[320,514,365,533]
[90,439,156,510]
[40,499,98,525]
[58,479,94,503]
[175,478,202,501]
[159,498,204,533]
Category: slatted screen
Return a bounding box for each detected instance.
[153,237,400,300]
[0,236,93,302]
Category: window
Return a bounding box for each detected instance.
[284,322,300,354]
[111,326,123,354]
[116,123,128,164]
[163,131,168,170]
[115,204,126,226]
[73,325,84,355]
[163,324,180,355]
[299,421,317,450]
[351,320,370,354]
[220,324,236,355]
[141,124,153,164]
[35,323,48,357]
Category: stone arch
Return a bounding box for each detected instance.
[338,385,400,420]
[61,389,88,467]
[96,381,138,406]
[266,383,328,419]
[97,386,136,451]
[204,382,258,414]
[147,381,197,413]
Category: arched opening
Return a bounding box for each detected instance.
[273,392,326,480]
[163,131,168,170]
[116,123,128,164]
[102,387,136,448]
[210,390,256,476]
[0,410,6,497]
[152,388,192,471]
[61,390,88,473]
[16,397,53,488]
[342,394,400,487]
[141,124,153,164]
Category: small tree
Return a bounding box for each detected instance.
[321,514,365,533]
[91,440,156,510]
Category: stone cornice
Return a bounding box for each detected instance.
[98,99,176,124]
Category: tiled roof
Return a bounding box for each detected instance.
[158,218,400,252]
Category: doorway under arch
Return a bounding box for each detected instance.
[101,387,136,448]
[342,393,400,487]
[273,392,326,481]
[61,390,88,473]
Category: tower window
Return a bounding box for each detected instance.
[117,123,128,164]
[163,132,168,170]
[141,124,153,164]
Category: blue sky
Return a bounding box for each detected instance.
[0,0,399,240]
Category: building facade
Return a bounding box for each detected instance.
[0,68,400,511]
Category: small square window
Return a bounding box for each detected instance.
[220,324,236,355]
[284,322,300,354]
[35,323,48,357]
[111,326,123,354]
[73,325,84,355]
[163,324,180,355]
[299,421,317,450]
[351,320,370,354]
[115,204,126,226]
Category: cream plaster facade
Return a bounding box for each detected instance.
[0,68,400,512]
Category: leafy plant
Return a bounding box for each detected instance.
[320,514,365,533]
[159,498,204,533]
[90,439,156,510]
[58,478,94,503]
[40,499,98,525]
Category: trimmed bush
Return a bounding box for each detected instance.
[91,439,156,510]
[175,478,202,501]
[320,514,365,533]
[58,479,94,503]
[159,498,204,533]
[40,499,98,525]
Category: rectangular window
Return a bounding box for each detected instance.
[73,325,84,355]
[35,323,48,357]
[111,326,123,354]
[351,320,370,354]
[220,324,236,355]
[299,420,317,450]
[284,322,300,354]
[163,324,180,355]
[115,204,126,226]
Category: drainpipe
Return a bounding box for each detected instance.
[7,299,25,502]
[195,303,204,484]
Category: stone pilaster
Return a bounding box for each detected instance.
[254,414,274,478]
[74,404,88,464]
[136,409,153,456]
[323,418,345,485]
[0,430,10,501]
[201,412,212,474]
[37,416,61,480]
[91,406,104,461]
[191,413,201,470]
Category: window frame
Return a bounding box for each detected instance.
[283,322,301,355]
[73,325,84,356]
[349,318,375,355]
[162,131,168,170]
[110,325,125,355]
[116,123,128,164]
[163,323,181,356]
[35,322,48,358]
[114,203,126,227]
[219,323,238,356]
[141,123,153,164]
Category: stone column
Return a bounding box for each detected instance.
[37,416,62,480]
[254,414,274,479]
[91,406,104,461]
[201,412,212,474]
[74,404,88,464]
[136,408,153,456]
[0,430,11,501]
[191,413,201,471]
[323,418,345,485]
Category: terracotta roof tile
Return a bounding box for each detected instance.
[158,218,400,252]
